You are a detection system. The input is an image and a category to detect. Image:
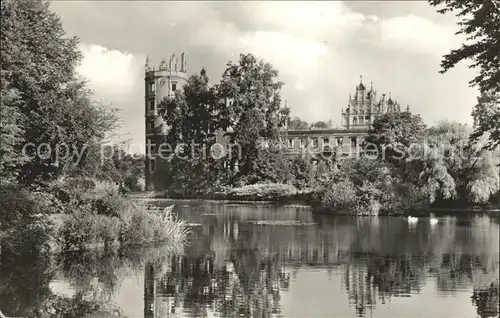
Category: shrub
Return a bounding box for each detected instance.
[319,179,357,211]
[59,206,102,251]
[58,197,190,251]
[0,182,54,256]
[224,183,298,200]
[118,201,190,247]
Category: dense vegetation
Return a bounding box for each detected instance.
[145,0,499,214]
[0,0,187,263]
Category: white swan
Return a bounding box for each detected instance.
[430,214,439,225]
[407,216,419,223]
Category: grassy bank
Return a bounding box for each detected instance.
[0,179,190,257]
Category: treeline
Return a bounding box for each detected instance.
[153,56,499,214]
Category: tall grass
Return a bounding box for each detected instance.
[119,201,190,247]
[58,180,190,251]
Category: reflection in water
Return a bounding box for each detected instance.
[0,202,499,317]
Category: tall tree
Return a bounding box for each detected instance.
[429,0,500,152]
[216,54,289,183]
[1,0,117,184]
[429,0,500,94]
[364,112,427,162]
[469,91,500,151]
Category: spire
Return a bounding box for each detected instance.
[357,75,365,90]
[370,81,373,91]
[406,104,410,112]
[145,56,150,71]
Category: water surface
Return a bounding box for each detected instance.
[1,200,499,317]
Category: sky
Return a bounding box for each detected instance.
[50,1,480,148]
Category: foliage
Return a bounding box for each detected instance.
[65,142,145,191]
[429,0,500,154]
[57,181,190,251]
[469,91,500,151]
[118,201,190,247]
[0,182,55,256]
[222,183,298,201]
[217,54,289,184]
[1,0,118,185]
[311,120,332,129]
[429,0,500,94]
[288,117,310,130]
[288,155,316,189]
[364,112,427,162]
[0,86,26,181]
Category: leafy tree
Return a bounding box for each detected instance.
[0,86,26,182]
[469,91,500,151]
[288,117,310,130]
[429,0,500,94]
[216,54,289,184]
[364,112,427,163]
[429,0,500,153]
[422,121,498,204]
[311,121,331,129]
[1,0,117,185]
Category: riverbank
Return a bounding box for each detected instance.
[146,183,315,205]
[133,182,499,216]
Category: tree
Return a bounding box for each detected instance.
[311,121,331,129]
[364,112,427,162]
[429,0,500,153]
[469,91,500,151]
[429,0,500,94]
[288,117,310,130]
[1,0,117,185]
[217,54,289,184]
[0,86,26,182]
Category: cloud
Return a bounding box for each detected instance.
[77,44,145,145]
[77,44,142,96]
[376,15,460,55]
[51,1,480,147]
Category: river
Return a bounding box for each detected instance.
[1,200,499,317]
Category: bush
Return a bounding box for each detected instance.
[318,179,357,211]
[0,182,55,256]
[58,194,190,251]
[118,201,190,247]
[222,183,298,201]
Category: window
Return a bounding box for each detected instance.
[299,139,303,148]
[149,120,155,130]
[149,100,155,111]
[149,159,155,172]
[323,138,330,145]
[350,137,357,149]
[288,139,293,148]
[149,82,155,93]
[312,138,319,148]
[171,82,177,91]
[336,137,343,146]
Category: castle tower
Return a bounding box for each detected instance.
[144,53,188,191]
